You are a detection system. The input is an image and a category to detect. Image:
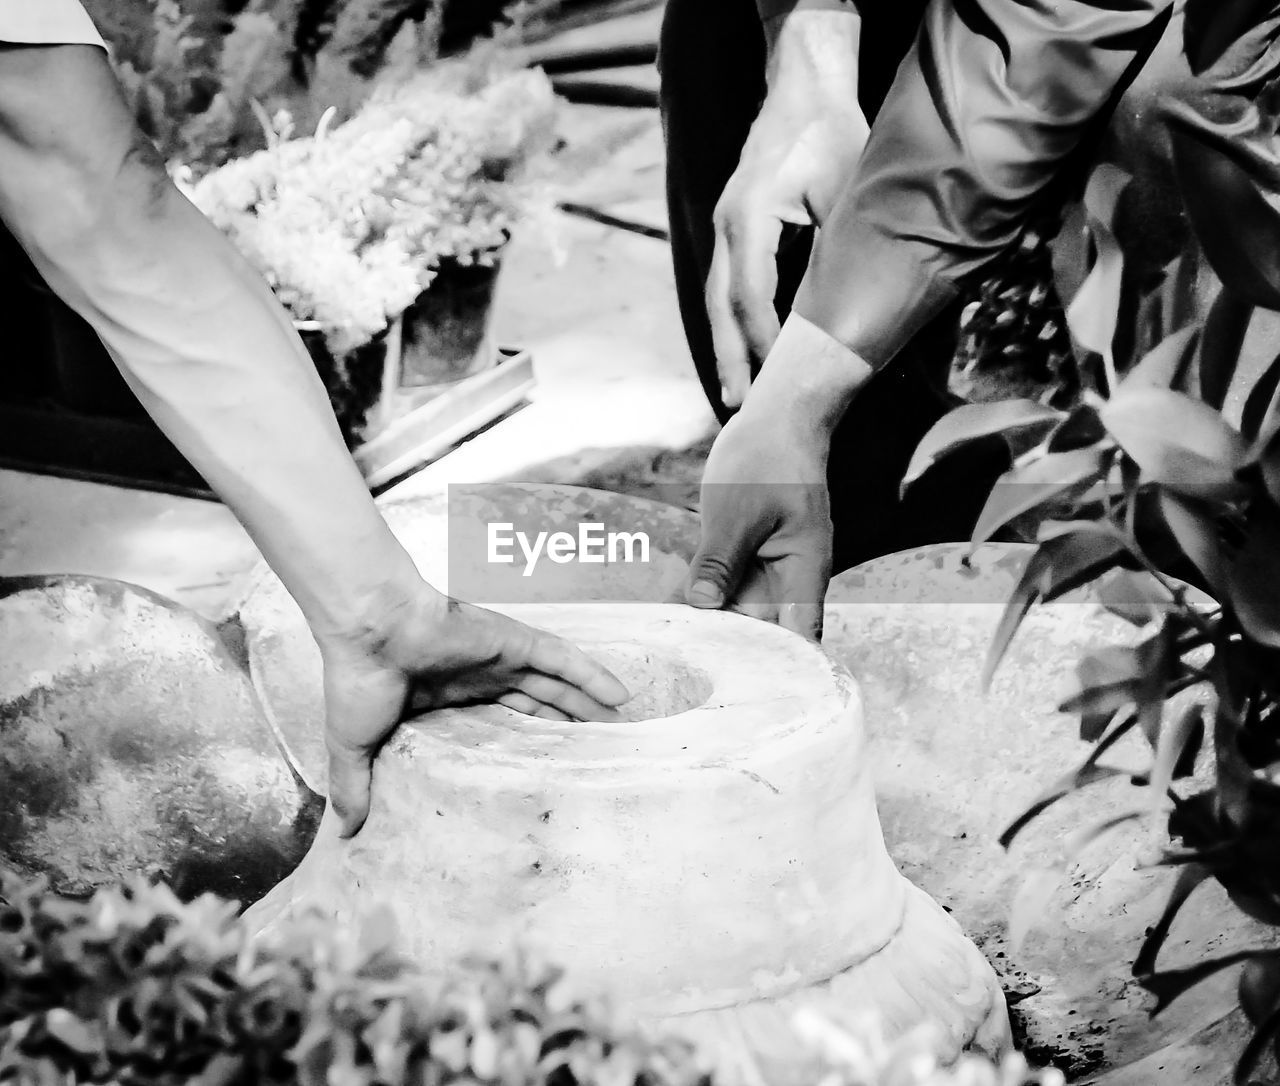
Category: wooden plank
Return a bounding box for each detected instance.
[355,348,537,490]
[551,65,659,108]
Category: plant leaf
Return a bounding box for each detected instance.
[1000,713,1137,847]
[1047,405,1109,452]
[1097,570,1176,626]
[1160,253,1203,340]
[1065,165,1131,387]
[1008,868,1063,955]
[1122,325,1202,393]
[982,526,1127,687]
[1237,1000,1280,1086]
[1141,949,1276,1014]
[1241,348,1280,443]
[1199,289,1255,410]
[1149,704,1207,826]
[1168,111,1280,309]
[1063,811,1143,860]
[1133,863,1213,975]
[1101,386,1249,502]
[1063,627,1174,743]
[971,446,1107,546]
[1182,0,1276,73]
[1060,644,1148,717]
[999,765,1129,850]
[901,401,1064,495]
[1226,500,1280,649]
[1158,491,1228,594]
[1258,427,1280,508]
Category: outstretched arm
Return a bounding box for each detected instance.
[0,43,626,832]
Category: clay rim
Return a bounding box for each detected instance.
[384,605,866,771]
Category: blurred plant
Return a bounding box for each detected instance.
[0,871,1052,1086]
[184,60,558,354]
[109,0,292,168]
[904,7,1280,1084]
[796,1013,1062,1086]
[953,217,1076,405]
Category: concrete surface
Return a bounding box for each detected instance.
[0,468,258,620]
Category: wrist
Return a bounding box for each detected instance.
[742,312,872,437]
[312,567,447,661]
[302,526,444,651]
[763,8,861,103]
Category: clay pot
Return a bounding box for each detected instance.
[399,259,502,389]
[245,603,1009,1080]
[0,575,318,903]
[294,321,400,448]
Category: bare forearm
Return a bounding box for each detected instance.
[756,0,859,39]
[36,186,421,636]
[761,6,862,102]
[0,47,423,640]
[743,312,872,435]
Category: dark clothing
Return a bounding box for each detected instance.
[659,0,1008,570]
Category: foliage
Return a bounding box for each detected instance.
[0,871,1058,1086]
[905,8,1280,1084]
[183,59,558,353]
[953,217,1075,404]
[107,0,293,168]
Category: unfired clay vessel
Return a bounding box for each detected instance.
[245,603,1009,1079]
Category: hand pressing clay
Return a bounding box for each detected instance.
[244,603,1009,1081]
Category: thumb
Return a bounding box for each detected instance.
[319,653,410,839]
[684,514,761,611]
[326,740,373,839]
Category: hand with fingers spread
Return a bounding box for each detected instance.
[708,10,867,410]
[319,585,629,838]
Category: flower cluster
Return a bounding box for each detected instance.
[0,870,1060,1086]
[185,63,558,354]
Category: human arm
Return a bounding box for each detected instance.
[687,0,1175,634]
[705,3,867,408]
[0,44,626,833]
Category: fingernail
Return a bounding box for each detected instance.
[688,580,724,607]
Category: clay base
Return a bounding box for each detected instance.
[667,883,1010,1085]
[244,604,1009,1078]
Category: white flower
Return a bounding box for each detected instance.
[187,64,558,352]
